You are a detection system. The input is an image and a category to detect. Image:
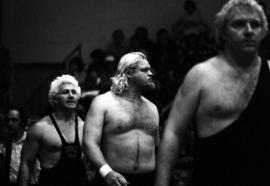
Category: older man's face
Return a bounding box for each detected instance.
[56,83,80,110]
[224,6,264,54]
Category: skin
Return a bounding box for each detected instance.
[7,110,21,129]
[18,83,84,186]
[83,59,159,186]
[7,109,24,141]
[155,5,268,186]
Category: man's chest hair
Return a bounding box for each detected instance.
[105,105,158,133]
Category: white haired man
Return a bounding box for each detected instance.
[18,74,87,186]
[83,52,159,186]
[155,0,270,185]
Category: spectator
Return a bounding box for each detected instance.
[1,107,40,186]
[171,0,210,41]
[105,29,128,61]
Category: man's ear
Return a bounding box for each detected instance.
[126,74,132,79]
[125,69,133,78]
[54,96,59,104]
[221,29,227,43]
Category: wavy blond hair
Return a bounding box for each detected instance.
[110,52,147,95]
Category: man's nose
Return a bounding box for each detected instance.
[244,23,254,38]
[245,23,253,33]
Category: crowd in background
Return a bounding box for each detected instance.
[0,0,270,185]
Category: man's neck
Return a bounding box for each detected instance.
[121,87,142,102]
[53,109,76,122]
[221,49,260,71]
[13,130,23,141]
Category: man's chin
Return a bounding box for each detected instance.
[146,82,156,90]
[63,105,77,110]
[242,45,258,53]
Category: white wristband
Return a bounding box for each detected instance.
[99,164,113,178]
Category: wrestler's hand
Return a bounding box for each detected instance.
[104,171,129,186]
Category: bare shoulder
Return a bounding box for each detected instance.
[90,91,115,108]
[77,116,84,128]
[183,57,218,87]
[27,116,52,139]
[77,116,84,123]
[141,96,159,116]
[142,97,158,109]
[187,57,217,79]
[267,59,270,69]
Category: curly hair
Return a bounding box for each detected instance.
[48,74,81,107]
[215,0,268,49]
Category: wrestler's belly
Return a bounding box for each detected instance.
[39,150,61,169]
[102,130,156,173]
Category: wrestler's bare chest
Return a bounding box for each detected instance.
[196,68,259,137]
[104,100,158,134]
[40,122,77,152]
[205,80,255,115]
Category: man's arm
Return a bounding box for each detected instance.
[153,104,160,149]
[18,124,41,186]
[83,95,107,169]
[155,66,202,186]
[83,95,128,186]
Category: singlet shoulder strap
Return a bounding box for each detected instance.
[261,57,270,73]
[75,114,81,146]
[256,57,270,91]
[258,57,270,95]
[49,114,67,144]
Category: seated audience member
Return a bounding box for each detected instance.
[105,29,128,60]
[1,107,40,186]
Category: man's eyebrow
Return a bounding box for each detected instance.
[141,67,151,70]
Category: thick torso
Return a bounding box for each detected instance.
[193,57,270,185]
[101,94,159,174]
[195,57,261,137]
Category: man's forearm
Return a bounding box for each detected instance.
[18,164,31,186]
[84,143,108,170]
[155,134,181,186]
[155,150,174,186]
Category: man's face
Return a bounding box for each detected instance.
[7,109,21,130]
[131,59,155,90]
[224,6,264,54]
[55,83,79,110]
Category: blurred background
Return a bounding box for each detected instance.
[1,1,270,185]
